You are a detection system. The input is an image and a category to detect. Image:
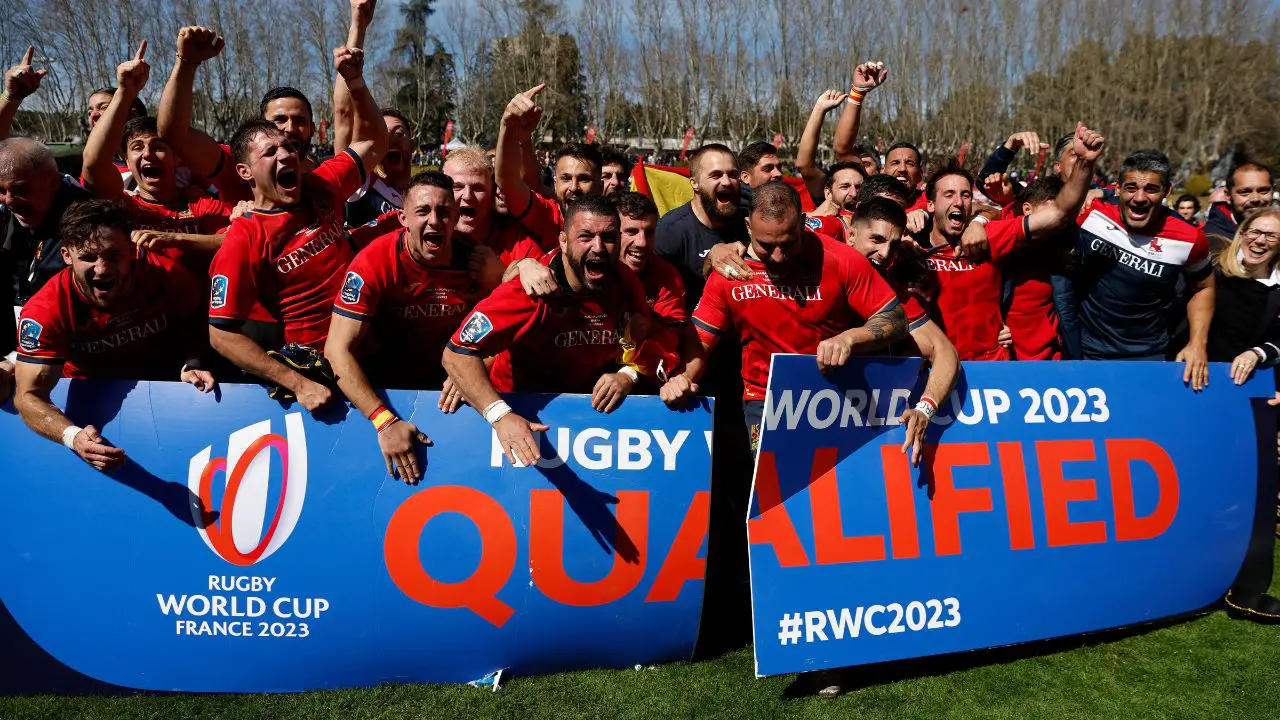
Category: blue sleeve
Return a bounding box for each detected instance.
[1051,273,1082,360]
[979,145,1018,180]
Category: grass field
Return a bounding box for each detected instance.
[5,551,1280,720]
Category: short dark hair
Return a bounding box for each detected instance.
[824,161,867,191]
[381,107,413,135]
[689,143,735,176]
[857,173,911,206]
[600,146,632,176]
[1015,177,1064,212]
[406,170,453,195]
[616,191,657,221]
[1175,193,1201,211]
[886,141,923,166]
[60,199,131,251]
[230,118,286,165]
[1227,162,1274,192]
[120,116,161,156]
[852,196,907,229]
[1053,134,1074,160]
[851,144,881,170]
[564,193,618,228]
[259,87,313,119]
[90,86,147,118]
[749,181,800,222]
[925,163,974,201]
[1119,149,1172,186]
[554,143,603,173]
[738,141,778,173]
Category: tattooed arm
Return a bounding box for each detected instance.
[815,304,907,373]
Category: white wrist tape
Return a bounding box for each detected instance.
[62,425,83,450]
[971,215,990,226]
[913,401,937,422]
[483,400,513,425]
[618,366,639,382]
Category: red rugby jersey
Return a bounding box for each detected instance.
[333,230,479,388]
[207,149,365,347]
[917,216,1029,361]
[805,214,847,243]
[16,256,205,379]
[692,232,898,401]
[513,192,564,251]
[447,252,651,394]
[122,191,233,273]
[637,254,688,326]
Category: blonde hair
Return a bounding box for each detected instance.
[1216,207,1280,279]
[441,147,492,177]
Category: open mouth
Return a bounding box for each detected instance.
[88,276,116,294]
[945,208,966,231]
[1245,241,1272,263]
[137,163,163,181]
[276,167,300,192]
[458,204,477,219]
[384,149,403,168]
[421,232,443,250]
[1126,204,1151,224]
[583,256,610,282]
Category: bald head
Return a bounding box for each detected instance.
[0,137,57,179]
[0,138,62,228]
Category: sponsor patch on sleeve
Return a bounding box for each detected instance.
[340,272,364,305]
[805,216,821,231]
[210,275,229,309]
[18,318,42,352]
[458,312,494,344]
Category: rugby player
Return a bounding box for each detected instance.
[14,200,213,470]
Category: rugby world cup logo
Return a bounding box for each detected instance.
[187,413,308,566]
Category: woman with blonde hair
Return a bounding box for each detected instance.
[1210,207,1280,385]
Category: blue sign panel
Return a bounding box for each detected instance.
[749,355,1269,676]
[0,382,713,692]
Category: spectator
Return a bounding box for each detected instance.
[1204,162,1274,251]
[1208,207,1280,383]
[1175,193,1201,227]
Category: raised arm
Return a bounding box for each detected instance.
[333,0,376,155]
[333,45,386,174]
[832,61,886,161]
[82,42,149,200]
[1025,123,1104,238]
[0,47,48,140]
[157,27,227,180]
[495,84,545,220]
[797,90,847,203]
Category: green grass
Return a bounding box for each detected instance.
[6,551,1280,720]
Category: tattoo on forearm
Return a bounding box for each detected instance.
[865,306,907,348]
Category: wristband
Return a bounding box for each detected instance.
[369,405,398,432]
[345,76,366,90]
[1251,347,1266,363]
[846,87,866,106]
[483,400,513,425]
[62,425,83,450]
[914,396,938,422]
[618,366,639,383]
[971,215,990,226]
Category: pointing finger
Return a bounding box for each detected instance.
[524,83,546,99]
[136,40,148,61]
[22,45,34,66]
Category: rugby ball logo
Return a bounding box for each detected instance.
[188,413,308,566]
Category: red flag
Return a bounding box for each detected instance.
[1031,144,1047,180]
[442,119,454,157]
[679,128,695,160]
[317,119,328,146]
[585,125,597,144]
[772,132,785,149]
[957,139,971,166]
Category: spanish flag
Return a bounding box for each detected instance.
[630,162,816,217]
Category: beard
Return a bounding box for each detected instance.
[697,187,738,219]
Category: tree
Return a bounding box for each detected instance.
[391,0,456,148]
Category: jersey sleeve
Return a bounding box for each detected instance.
[515,193,563,250]
[349,210,403,250]
[1183,227,1212,281]
[650,260,689,325]
[446,280,539,357]
[332,244,385,321]
[16,283,68,365]
[986,216,1030,262]
[842,249,899,320]
[690,275,731,344]
[310,148,368,211]
[207,224,261,327]
[195,197,234,235]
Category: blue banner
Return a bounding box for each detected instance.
[749,355,1271,676]
[0,382,713,693]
